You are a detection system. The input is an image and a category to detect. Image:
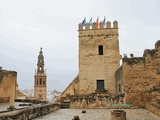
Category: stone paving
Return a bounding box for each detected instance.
[34,109,160,120]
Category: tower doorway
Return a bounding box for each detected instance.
[97,80,104,92]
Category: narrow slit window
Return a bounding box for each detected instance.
[98,45,103,55]
[119,84,121,92]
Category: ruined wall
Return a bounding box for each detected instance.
[121,40,160,107]
[78,21,120,94]
[115,66,124,94]
[0,68,17,103]
[56,75,79,102]
[0,103,60,120]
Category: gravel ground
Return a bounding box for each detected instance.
[34,109,160,120]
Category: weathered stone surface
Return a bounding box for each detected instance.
[79,25,120,94]
[68,93,129,109]
[0,103,60,120]
[145,102,160,116]
[34,109,160,120]
[0,69,17,103]
[111,110,126,120]
[57,75,79,102]
[116,40,160,108]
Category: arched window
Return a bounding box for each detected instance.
[43,81,45,85]
[98,45,103,55]
[40,79,42,85]
[40,66,42,71]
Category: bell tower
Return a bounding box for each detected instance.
[34,48,47,101]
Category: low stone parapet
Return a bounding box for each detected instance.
[0,103,60,120]
[15,99,47,104]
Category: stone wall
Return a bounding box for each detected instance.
[115,66,124,94]
[116,40,160,107]
[123,59,160,107]
[0,103,60,120]
[69,93,133,109]
[0,68,17,103]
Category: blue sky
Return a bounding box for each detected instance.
[0,0,160,91]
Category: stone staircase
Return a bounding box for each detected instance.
[61,100,70,109]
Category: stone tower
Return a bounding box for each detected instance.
[78,21,120,94]
[34,48,47,101]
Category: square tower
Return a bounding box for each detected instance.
[78,21,120,94]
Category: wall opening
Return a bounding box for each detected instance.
[40,66,42,71]
[98,45,103,55]
[40,79,42,85]
[119,84,121,92]
[97,80,104,92]
[43,81,45,85]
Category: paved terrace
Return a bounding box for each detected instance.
[34,109,160,120]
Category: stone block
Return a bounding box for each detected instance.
[111,110,126,120]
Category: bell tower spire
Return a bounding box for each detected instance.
[37,47,44,73]
[34,47,47,101]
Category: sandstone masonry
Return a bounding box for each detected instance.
[115,40,160,107]
[0,67,17,107]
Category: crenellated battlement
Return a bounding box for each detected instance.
[78,21,118,30]
[123,40,160,65]
[123,57,145,65]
